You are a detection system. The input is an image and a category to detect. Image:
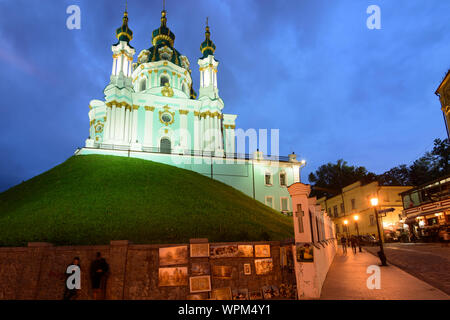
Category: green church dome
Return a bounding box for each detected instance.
[115,11,133,44]
[200,24,216,58]
[151,10,175,47]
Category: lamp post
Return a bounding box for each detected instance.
[353,215,362,252]
[343,219,349,239]
[370,197,387,266]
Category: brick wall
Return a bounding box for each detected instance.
[0,240,296,300]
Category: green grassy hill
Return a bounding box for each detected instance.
[0,155,293,246]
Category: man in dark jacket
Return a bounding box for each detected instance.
[63,257,80,300]
[90,252,109,300]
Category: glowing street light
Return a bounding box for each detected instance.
[370,197,387,266]
[353,214,362,252]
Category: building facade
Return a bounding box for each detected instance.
[401,174,450,241]
[76,9,305,212]
[317,181,412,240]
[436,70,450,139]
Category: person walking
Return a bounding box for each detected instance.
[340,236,347,255]
[350,236,357,254]
[63,257,81,300]
[90,252,109,300]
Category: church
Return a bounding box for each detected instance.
[76,8,305,213]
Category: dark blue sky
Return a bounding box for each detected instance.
[0,0,449,192]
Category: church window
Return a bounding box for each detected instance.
[160,75,169,87]
[139,78,146,92]
[265,172,272,186]
[279,172,287,186]
[182,82,187,94]
[161,113,172,124]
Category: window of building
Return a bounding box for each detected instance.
[333,205,338,218]
[139,78,146,92]
[280,197,289,212]
[351,198,356,210]
[160,75,169,87]
[335,224,340,233]
[265,196,274,208]
[340,203,345,214]
[369,214,375,226]
[265,172,273,186]
[279,172,287,187]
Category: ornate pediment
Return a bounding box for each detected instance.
[158,46,173,61]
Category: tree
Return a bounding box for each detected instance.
[308,159,377,198]
[377,164,411,186]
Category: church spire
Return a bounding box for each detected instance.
[200,17,216,58]
[115,5,133,44]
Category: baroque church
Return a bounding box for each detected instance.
[76,8,305,213]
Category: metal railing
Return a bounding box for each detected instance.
[82,143,292,162]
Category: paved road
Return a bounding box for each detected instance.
[320,246,449,300]
[364,243,450,295]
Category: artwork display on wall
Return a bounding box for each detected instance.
[296,243,314,262]
[211,287,232,300]
[158,267,188,286]
[262,285,280,299]
[243,263,252,275]
[187,293,209,300]
[159,246,188,266]
[191,262,210,276]
[232,288,249,300]
[190,243,210,258]
[237,245,254,257]
[210,245,239,258]
[254,258,273,275]
[255,244,271,258]
[279,283,297,299]
[249,290,263,300]
[189,275,212,293]
[212,265,233,279]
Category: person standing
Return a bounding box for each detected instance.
[340,236,347,255]
[90,252,109,300]
[350,236,357,254]
[63,257,81,300]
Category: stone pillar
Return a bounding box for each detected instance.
[194,112,200,151]
[143,106,155,147]
[104,106,111,142]
[130,105,141,151]
[123,106,131,144]
[106,240,130,300]
[110,104,117,142]
[179,110,189,150]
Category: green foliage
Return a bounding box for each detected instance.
[308,159,377,198]
[379,138,450,186]
[0,155,293,246]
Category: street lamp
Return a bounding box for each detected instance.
[353,214,362,252]
[370,197,387,266]
[343,219,349,238]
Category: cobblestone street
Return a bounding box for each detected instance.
[364,243,450,295]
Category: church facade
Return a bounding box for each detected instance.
[76,9,305,213]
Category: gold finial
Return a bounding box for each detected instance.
[205,17,210,39]
[161,0,167,27]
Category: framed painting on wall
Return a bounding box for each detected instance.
[189,275,212,293]
[255,244,271,258]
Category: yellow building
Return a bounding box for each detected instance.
[436,69,450,139]
[317,181,412,241]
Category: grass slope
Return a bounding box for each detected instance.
[0,155,293,246]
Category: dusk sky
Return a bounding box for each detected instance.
[0,0,449,192]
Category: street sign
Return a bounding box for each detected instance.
[377,208,395,214]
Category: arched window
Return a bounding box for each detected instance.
[182,82,187,94]
[160,137,171,154]
[160,75,169,87]
[139,78,146,92]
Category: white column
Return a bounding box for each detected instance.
[112,58,117,76]
[216,116,222,149]
[123,107,130,144]
[143,106,154,146]
[131,106,139,143]
[104,106,111,141]
[179,111,188,149]
[194,113,200,151]
[118,106,125,142]
[110,105,117,142]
